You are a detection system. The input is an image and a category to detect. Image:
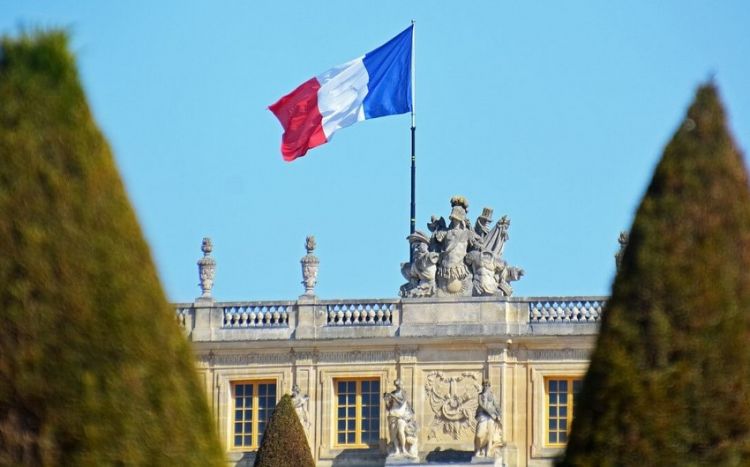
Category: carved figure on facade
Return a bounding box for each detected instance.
[300,235,319,296]
[197,237,216,298]
[474,380,503,458]
[291,383,311,433]
[424,371,481,441]
[400,197,524,298]
[400,231,439,298]
[383,379,419,460]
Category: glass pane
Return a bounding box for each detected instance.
[559,380,568,391]
[236,398,244,408]
[549,432,557,444]
[259,384,267,396]
[560,420,567,430]
[234,422,242,433]
[268,384,276,396]
[549,419,557,430]
[234,435,242,446]
[244,435,252,446]
[338,394,346,405]
[362,380,370,392]
[560,407,567,417]
[338,433,346,444]
[244,422,252,433]
[235,409,243,421]
[372,380,380,392]
[549,407,557,417]
[347,420,355,430]
[338,420,345,430]
[338,381,347,392]
[338,407,346,418]
[347,433,355,444]
[348,381,355,392]
[549,380,558,392]
[348,407,355,418]
[235,385,244,396]
[549,394,557,404]
[347,394,355,404]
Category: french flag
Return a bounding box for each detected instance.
[269,26,413,161]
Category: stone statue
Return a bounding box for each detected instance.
[399,231,439,298]
[615,230,629,270]
[474,380,503,458]
[466,250,499,296]
[291,383,311,432]
[433,196,479,296]
[400,196,524,298]
[474,207,494,241]
[197,237,216,298]
[300,235,319,296]
[383,379,419,460]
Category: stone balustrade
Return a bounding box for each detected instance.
[324,301,397,326]
[174,295,607,341]
[528,298,606,323]
[222,302,293,328]
[175,304,193,332]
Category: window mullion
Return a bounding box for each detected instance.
[356,381,363,445]
[252,384,259,448]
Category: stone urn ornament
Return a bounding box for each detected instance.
[300,235,319,296]
[197,237,216,299]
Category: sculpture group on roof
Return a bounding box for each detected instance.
[400,196,524,298]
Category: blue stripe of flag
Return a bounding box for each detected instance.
[362,25,413,119]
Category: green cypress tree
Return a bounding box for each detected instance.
[0,32,223,466]
[560,83,750,466]
[254,395,314,467]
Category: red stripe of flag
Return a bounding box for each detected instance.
[268,77,327,161]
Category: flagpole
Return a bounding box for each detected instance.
[410,19,416,239]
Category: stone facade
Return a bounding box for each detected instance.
[176,295,602,466]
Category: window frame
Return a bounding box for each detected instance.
[332,377,382,449]
[230,379,278,451]
[544,376,582,448]
[529,363,588,459]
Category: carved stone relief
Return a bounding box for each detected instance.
[424,371,482,441]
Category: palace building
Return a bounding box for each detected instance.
[176,198,615,467]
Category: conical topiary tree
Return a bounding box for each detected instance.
[0,32,223,465]
[254,394,314,467]
[560,83,750,466]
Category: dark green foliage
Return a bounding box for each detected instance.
[254,394,314,467]
[560,84,750,466]
[0,32,223,466]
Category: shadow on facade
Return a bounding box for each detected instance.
[424,448,473,463]
[232,452,256,466]
[332,448,386,466]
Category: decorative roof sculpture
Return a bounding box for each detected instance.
[400,196,524,298]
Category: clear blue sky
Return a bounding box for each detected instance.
[2,1,749,302]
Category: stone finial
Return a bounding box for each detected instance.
[301,235,319,296]
[615,231,629,270]
[197,237,216,299]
